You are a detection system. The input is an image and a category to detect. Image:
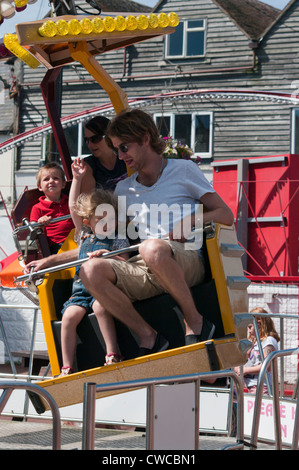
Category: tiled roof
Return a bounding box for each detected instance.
[91,0,152,13]
[214,0,281,39]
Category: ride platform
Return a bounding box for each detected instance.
[19,223,252,413]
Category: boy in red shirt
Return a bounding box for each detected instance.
[30,162,74,254]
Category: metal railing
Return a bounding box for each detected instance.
[0,381,61,450]
[81,369,244,451]
[0,303,40,378]
[249,311,299,397]
[249,347,299,450]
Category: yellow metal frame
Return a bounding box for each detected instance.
[37,229,77,376]
[35,224,251,409]
[68,41,128,115]
[206,224,236,335]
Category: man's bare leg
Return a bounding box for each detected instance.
[80,258,164,350]
[138,239,211,338]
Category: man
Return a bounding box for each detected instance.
[24,109,233,356]
[79,109,234,355]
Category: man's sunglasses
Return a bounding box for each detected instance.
[113,143,130,155]
[84,134,105,145]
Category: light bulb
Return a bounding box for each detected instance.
[38,20,57,38]
[168,12,179,27]
[80,18,93,34]
[137,14,149,30]
[68,19,81,35]
[56,19,69,36]
[3,33,40,68]
[103,16,115,32]
[158,13,170,28]
[126,15,137,31]
[14,0,28,7]
[92,17,104,33]
[147,13,159,28]
[115,15,126,31]
[0,0,15,19]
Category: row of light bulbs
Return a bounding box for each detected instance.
[0,0,37,24]
[3,12,179,69]
[38,12,179,38]
[3,33,40,67]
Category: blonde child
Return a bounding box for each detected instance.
[235,307,280,394]
[30,162,74,254]
[60,158,130,375]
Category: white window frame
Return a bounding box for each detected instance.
[154,111,213,160]
[165,18,207,59]
[192,112,213,160]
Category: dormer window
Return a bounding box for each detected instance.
[165,19,207,59]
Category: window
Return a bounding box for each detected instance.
[165,19,207,59]
[63,121,90,158]
[155,112,213,160]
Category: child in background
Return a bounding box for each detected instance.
[30,162,74,254]
[235,307,280,394]
[59,158,130,376]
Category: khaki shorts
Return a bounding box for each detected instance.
[109,240,205,302]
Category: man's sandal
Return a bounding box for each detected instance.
[104,353,124,365]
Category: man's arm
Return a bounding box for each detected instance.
[169,191,234,242]
[23,248,79,274]
[200,192,234,226]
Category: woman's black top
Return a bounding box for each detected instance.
[84,154,127,191]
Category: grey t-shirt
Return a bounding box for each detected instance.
[244,336,278,388]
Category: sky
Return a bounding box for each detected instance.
[139,0,290,8]
[0,0,292,37]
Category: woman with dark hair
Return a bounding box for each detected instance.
[80,115,127,193]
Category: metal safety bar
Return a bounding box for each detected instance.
[14,215,71,234]
[81,369,244,451]
[0,381,61,450]
[15,244,141,282]
[15,227,205,283]
[249,347,299,450]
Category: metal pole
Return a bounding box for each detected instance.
[15,244,141,282]
[280,316,285,396]
[82,382,96,450]
[194,378,200,450]
[146,384,155,450]
[0,381,61,450]
[0,314,17,376]
[291,388,299,450]
[14,215,71,233]
[271,357,282,450]
[23,307,39,419]
[253,316,272,395]
[250,348,299,450]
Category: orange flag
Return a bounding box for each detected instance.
[0,252,25,288]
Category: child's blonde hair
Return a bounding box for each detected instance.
[250,307,280,343]
[75,189,118,221]
[36,162,66,186]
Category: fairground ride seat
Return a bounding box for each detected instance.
[11,182,71,262]
[27,222,252,413]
